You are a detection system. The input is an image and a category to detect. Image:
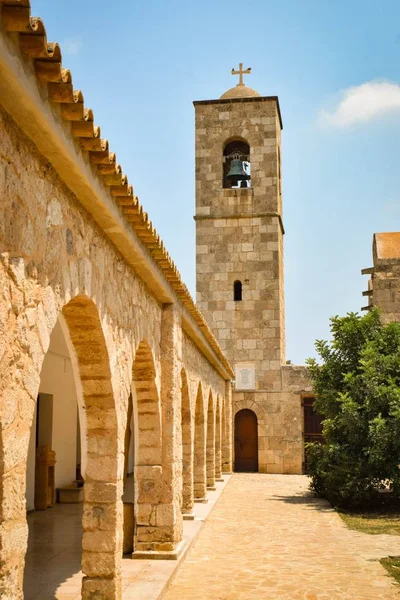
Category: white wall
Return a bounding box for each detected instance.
[26,320,79,509]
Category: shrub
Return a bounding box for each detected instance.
[306,309,400,509]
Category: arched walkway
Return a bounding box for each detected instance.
[0,294,123,600]
[181,369,193,514]
[193,383,206,502]
[206,391,216,488]
[215,396,222,480]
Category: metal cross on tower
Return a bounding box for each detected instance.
[231,63,251,86]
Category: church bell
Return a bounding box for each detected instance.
[227,158,250,186]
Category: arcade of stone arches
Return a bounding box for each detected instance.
[0,286,232,600]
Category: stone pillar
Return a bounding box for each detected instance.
[181,372,194,515]
[215,400,222,480]
[0,258,39,600]
[206,395,216,488]
[193,383,207,502]
[81,480,123,600]
[0,381,34,600]
[222,381,233,473]
[157,304,183,551]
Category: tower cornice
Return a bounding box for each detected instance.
[193,96,283,130]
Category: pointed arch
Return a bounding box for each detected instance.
[193,382,206,501]
[181,369,193,514]
[206,390,216,488]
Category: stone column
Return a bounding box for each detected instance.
[0,379,34,600]
[206,396,216,488]
[222,381,233,473]
[181,372,194,515]
[158,304,183,552]
[193,383,207,502]
[215,400,222,480]
[0,255,40,600]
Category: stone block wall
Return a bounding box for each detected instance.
[0,93,233,600]
[194,94,311,474]
[233,366,312,474]
[364,233,400,322]
[194,97,285,389]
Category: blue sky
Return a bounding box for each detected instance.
[32,0,400,364]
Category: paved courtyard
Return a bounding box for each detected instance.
[165,474,400,600]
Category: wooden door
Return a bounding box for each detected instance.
[234,409,258,472]
[303,397,323,444]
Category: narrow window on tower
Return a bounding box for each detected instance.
[223,140,250,189]
[233,280,242,302]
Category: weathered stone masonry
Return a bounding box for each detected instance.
[0,4,234,599]
[194,88,312,475]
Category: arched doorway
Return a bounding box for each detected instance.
[234,409,258,472]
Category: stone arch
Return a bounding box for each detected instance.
[206,390,216,488]
[215,395,222,480]
[62,297,122,597]
[234,399,266,424]
[132,341,162,468]
[0,293,123,600]
[193,382,206,502]
[132,340,163,552]
[181,369,193,514]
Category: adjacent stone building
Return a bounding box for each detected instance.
[362,232,400,322]
[194,73,312,475]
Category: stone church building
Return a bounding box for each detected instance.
[0,3,398,600]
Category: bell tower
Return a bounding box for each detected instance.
[194,66,308,475]
[194,65,285,391]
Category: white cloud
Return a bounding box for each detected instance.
[63,37,83,56]
[318,80,400,128]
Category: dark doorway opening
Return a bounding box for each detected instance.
[234,409,258,472]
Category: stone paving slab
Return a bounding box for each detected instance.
[164,474,400,600]
[23,476,232,599]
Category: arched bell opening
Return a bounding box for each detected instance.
[234,409,259,473]
[223,139,251,189]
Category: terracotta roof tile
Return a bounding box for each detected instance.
[0,0,234,378]
[374,233,400,261]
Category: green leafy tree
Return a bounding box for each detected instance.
[306,308,400,509]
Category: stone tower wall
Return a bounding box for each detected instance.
[194,94,311,474]
[195,98,285,390]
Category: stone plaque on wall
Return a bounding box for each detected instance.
[235,364,255,390]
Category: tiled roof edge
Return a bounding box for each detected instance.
[0,0,234,379]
